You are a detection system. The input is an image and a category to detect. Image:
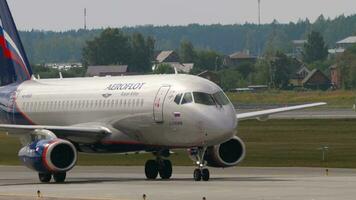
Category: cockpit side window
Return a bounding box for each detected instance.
[181,92,193,104]
[213,91,230,105]
[174,93,183,105]
[193,92,216,105]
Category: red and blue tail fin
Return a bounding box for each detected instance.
[0,0,32,85]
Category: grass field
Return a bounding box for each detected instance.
[1,119,356,168]
[227,90,356,108]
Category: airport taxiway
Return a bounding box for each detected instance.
[0,166,355,200]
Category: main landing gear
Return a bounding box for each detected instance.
[38,172,66,183]
[192,147,210,181]
[145,150,172,180]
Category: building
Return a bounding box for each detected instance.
[289,65,310,87]
[330,64,342,89]
[45,63,82,70]
[336,36,356,49]
[302,69,331,90]
[155,51,180,63]
[86,65,129,77]
[224,51,257,67]
[289,65,331,90]
[152,50,194,73]
[329,36,356,55]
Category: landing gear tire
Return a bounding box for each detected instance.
[38,173,51,183]
[194,169,202,181]
[158,159,172,179]
[145,160,159,179]
[192,147,210,181]
[53,172,66,183]
[202,168,210,181]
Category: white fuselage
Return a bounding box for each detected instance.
[15,74,237,149]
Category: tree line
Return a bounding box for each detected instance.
[20,14,356,64]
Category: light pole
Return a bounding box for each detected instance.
[258,0,261,26]
[215,56,219,72]
[257,0,261,57]
[318,146,329,175]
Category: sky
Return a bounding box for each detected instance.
[7,0,356,31]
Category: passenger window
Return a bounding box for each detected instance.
[174,93,183,105]
[181,92,193,104]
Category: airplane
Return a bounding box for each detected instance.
[0,0,326,183]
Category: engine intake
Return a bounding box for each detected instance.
[19,139,77,173]
[204,136,246,168]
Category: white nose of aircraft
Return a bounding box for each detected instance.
[197,103,237,146]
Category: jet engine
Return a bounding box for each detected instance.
[18,139,77,173]
[204,136,246,168]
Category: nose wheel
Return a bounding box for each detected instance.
[192,147,210,181]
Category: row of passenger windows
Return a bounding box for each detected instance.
[174,91,230,106]
[22,98,145,112]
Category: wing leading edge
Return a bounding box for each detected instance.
[0,124,110,144]
[236,102,327,121]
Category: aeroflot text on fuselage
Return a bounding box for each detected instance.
[105,82,146,91]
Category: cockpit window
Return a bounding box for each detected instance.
[174,93,183,104]
[181,92,193,104]
[213,91,230,105]
[193,92,216,105]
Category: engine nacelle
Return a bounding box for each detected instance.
[18,139,77,173]
[204,136,246,168]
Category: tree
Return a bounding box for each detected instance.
[179,40,196,63]
[194,50,222,71]
[236,62,255,78]
[82,28,131,66]
[302,31,328,63]
[270,51,299,89]
[252,59,270,85]
[218,69,246,90]
[129,33,155,73]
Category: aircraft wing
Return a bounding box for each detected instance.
[236,102,326,121]
[0,124,110,144]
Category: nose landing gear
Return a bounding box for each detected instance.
[192,147,210,181]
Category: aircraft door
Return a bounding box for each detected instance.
[153,86,170,122]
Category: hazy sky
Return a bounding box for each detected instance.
[7,0,356,31]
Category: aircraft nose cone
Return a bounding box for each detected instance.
[205,105,237,144]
